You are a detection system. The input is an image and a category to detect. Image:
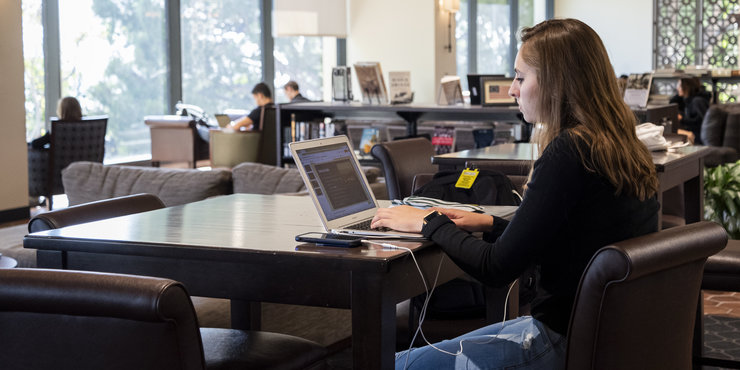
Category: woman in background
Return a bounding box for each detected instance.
[371,18,659,369]
[30,96,83,150]
[675,76,711,144]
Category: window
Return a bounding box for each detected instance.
[455,1,470,89]
[655,0,740,102]
[274,36,335,103]
[22,0,45,142]
[58,0,168,162]
[181,0,262,113]
[456,0,550,91]
[24,0,344,163]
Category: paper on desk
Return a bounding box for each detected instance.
[636,123,669,151]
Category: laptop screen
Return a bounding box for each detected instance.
[295,142,375,221]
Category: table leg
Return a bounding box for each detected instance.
[656,185,664,229]
[230,300,261,330]
[352,273,396,370]
[684,160,704,224]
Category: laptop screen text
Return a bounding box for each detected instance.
[296,143,375,221]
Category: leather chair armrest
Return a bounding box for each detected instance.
[28,193,165,233]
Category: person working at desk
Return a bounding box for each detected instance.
[284,80,310,103]
[229,82,274,131]
[371,18,659,369]
[670,76,711,144]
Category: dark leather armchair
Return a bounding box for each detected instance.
[565,221,727,370]
[701,104,740,167]
[0,268,327,370]
[370,137,438,200]
[28,116,108,210]
[28,193,165,233]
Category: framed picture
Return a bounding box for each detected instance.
[481,77,516,106]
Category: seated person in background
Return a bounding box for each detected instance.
[371,18,659,369]
[230,82,274,131]
[30,96,83,150]
[671,76,711,145]
[284,80,310,103]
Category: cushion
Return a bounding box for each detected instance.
[200,328,327,370]
[232,162,306,194]
[703,240,740,291]
[62,162,232,207]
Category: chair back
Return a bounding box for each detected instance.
[49,116,108,194]
[371,137,438,200]
[0,268,205,370]
[209,130,261,168]
[565,221,727,370]
[28,193,165,233]
[256,106,277,166]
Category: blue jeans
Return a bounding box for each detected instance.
[395,316,566,370]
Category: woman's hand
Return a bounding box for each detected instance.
[432,208,494,233]
[371,205,429,233]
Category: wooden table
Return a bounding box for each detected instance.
[23,194,515,369]
[433,143,711,226]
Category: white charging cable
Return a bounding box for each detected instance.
[364,241,517,369]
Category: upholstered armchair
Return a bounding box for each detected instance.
[701,104,740,166]
[28,116,107,209]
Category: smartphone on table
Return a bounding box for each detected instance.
[295,232,363,248]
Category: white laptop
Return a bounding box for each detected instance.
[289,135,425,240]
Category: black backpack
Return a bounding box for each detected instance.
[413,169,522,206]
[410,169,534,320]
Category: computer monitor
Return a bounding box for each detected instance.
[467,74,506,105]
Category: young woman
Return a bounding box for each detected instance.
[676,76,711,144]
[30,96,83,150]
[371,18,660,369]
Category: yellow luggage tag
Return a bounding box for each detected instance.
[455,168,479,189]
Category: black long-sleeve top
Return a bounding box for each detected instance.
[421,131,659,336]
[679,92,711,145]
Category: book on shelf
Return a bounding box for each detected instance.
[358,127,380,154]
[437,75,464,106]
[388,71,413,104]
[332,66,353,101]
[354,62,388,104]
[431,126,456,154]
[623,73,653,108]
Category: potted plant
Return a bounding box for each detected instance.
[704,160,740,238]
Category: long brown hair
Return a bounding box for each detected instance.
[520,19,658,200]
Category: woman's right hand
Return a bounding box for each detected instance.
[432,208,494,233]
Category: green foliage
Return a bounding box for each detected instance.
[704,161,740,238]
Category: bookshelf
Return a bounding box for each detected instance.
[275,102,523,166]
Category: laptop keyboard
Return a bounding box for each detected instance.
[345,220,390,232]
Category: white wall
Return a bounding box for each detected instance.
[555,0,653,76]
[347,0,456,103]
[0,0,30,213]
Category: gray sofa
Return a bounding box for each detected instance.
[61,161,309,207]
[61,161,385,207]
